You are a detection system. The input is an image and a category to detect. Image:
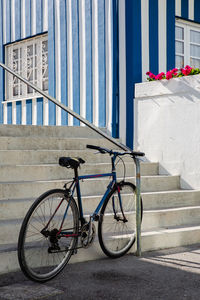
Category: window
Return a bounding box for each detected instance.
[5,34,48,101]
[176,20,200,69]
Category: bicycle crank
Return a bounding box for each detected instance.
[80,223,96,248]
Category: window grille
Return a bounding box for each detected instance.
[5,34,48,101]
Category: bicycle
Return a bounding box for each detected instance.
[18,144,145,282]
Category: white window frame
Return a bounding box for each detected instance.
[176,18,200,69]
[5,34,48,101]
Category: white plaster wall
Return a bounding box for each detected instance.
[134,74,200,189]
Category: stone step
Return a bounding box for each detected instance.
[0,162,158,182]
[0,125,108,138]
[1,224,200,274]
[0,189,197,221]
[142,206,200,230]
[0,175,180,200]
[3,204,200,245]
[1,189,199,221]
[141,225,200,252]
[0,125,197,277]
[0,137,121,150]
[142,190,200,210]
[0,150,152,165]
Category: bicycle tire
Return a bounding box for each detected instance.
[98,181,143,258]
[18,189,79,282]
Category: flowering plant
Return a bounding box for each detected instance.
[146,65,200,81]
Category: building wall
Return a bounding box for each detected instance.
[126,0,176,148]
[175,0,200,21]
[134,74,200,189]
[0,0,119,137]
[133,0,200,186]
[1,1,199,148]
[125,0,200,148]
[0,0,48,126]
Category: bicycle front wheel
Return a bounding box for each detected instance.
[98,182,143,258]
[18,189,79,282]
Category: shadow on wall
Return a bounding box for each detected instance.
[160,75,200,103]
[158,163,193,190]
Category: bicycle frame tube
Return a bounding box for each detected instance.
[60,173,116,237]
[73,171,117,220]
[74,153,118,217]
[78,173,113,180]
[93,179,116,215]
[58,198,72,234]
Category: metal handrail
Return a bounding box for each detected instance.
[0,62,129,152]
[0,61,142,256]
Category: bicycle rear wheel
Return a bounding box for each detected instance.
[98,182,143,258]
[18,189,79,282]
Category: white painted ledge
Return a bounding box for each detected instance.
[134,74,200,189]
[135,74,200,98]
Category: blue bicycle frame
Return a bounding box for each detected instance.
[65,153,120,227]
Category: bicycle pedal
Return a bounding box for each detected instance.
[72,249,78,255]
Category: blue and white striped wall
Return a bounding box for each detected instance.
[125,0,200,148]
[175,0,200,21]
[48,0,111,129]
[125,0,176,148]
[0,0,119,139]
[1,1,199,148]
[0,0,48,126]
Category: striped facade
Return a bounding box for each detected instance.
[126,0,200,148]
[0,0,120,136]
[0,0,199,148]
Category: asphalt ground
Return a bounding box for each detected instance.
[0,244,200,300]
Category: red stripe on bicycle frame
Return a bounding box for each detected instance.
[61,233,79,238]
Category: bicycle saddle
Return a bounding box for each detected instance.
[59,157,85,169]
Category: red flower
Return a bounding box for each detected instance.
[146,64,199,82]
[155,72,165,80]
[172,68,178,73]
[166,71,173,80]
[181,67,192,76]
[149,72,156,79]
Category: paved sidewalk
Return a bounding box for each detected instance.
[0,244,200,300]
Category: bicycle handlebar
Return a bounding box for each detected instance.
[86,144,145,157]
[86,144,108,154]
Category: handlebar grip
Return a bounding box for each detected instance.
[86,144,100,150]
[132,151,145,157]
[86,144,107,154]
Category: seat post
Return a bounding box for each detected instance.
[74,167,85,226]
[74,167,79,180]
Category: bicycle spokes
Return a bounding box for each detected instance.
[18,191,79,282]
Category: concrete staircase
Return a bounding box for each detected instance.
[0,125,200,274]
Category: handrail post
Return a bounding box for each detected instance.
[134,157,142,256]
